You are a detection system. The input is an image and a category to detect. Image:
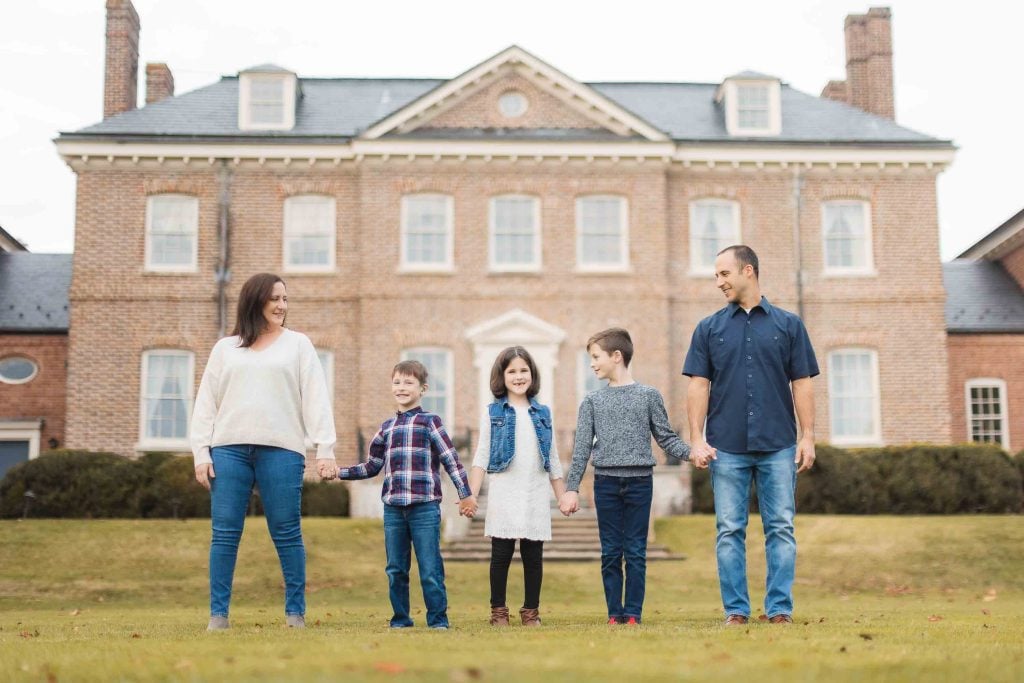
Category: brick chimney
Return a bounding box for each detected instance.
[145,63,174,105]
[103,0,140,119]
[820,7,895,120]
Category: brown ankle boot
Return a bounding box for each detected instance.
[519,607,541,626]
[489,606,510,626]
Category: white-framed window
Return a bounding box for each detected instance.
[822,200,875,275]
[401,347,453,427]
[138,350,195,449]
[145,194,198,272]
[238,71,297,131]
[576,195,629,272]
[0,356,39,384]
[965,378,1010,450]
[489,195,541,272]
[400,194,454,272]
[718,78,781,136]
[689,199,741,274]
[827,348,882,446]
[284,195,336,272]
[316,349,334,406]
[577,350,607,406]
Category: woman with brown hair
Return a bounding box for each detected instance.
[191,272,336,631]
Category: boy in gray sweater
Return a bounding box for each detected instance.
[560,328,691,624]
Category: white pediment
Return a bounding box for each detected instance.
[465,308,567,346]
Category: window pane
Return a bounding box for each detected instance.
[250,79,285,125]
[579,197,625,266]
[824,203,867,269]
[969,383,1005,445]
[285,196,334,266]
[692,202,738,269]
[404,196,450,265]
[737,85,769,129]
[144,353,191,440]
[829,350,877,441]
[492,197,536,266]
[148,196,197,268]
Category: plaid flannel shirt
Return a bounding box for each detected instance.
[339,406,471,506]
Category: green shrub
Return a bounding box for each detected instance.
[301,481,349,517]
[139,453,212,519]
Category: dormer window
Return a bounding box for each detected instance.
[238,65,298,131]
[717,72,781,137]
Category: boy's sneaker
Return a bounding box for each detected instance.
[607,617,620,625]
[206,616,230,631]
[286,615,305,629]
[625,617,640,626]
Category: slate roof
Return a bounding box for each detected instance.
[943,259,1024,334]
[0,253,72,332]
[59,77,950,146]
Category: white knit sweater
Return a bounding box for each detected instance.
[190,329,336,465]
[472,404,563,541]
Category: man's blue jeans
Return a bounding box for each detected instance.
[383,501,449,628]
[593,474,653,622]
[209,444,306,618]
[710,446,797,619]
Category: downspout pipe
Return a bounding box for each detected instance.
[792,167,805,320]
[216,161,233,337]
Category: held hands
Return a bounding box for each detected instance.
[689,440,717,469]
[194,464,215,491]
[558,491,579,517]
[459,494,478,518]
[317,459,338,481]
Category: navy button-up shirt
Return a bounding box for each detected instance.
[682,297,818,453]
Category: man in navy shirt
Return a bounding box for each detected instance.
[683,245,818,626]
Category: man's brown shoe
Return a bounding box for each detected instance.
[489,606,510,626]
[519,607,541,627]
[724,614,749,626]
[768,614,793,624]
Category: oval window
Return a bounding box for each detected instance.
[498,91,529,119]
[0,357,38,384]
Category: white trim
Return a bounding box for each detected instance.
[283,194,337,273]
[827,347,883,447]
[137,349,195,452]
[719,79,782,137]
[56,139,957,168]
[488,194,541,272]
[0,355,39,384]
[0,419,42,461]
[688,199,741,275]
[361,46,668,142]
[964,378,1011,451]
[144,194,199,273]
[238,72,297,131]
[576,195,629,272]
[399,193,455,272]
[401,347,455,428]
[821,200,876,276]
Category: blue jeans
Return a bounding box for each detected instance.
[593,474,653,622]
[209,444,306,618]
[710,446,797,619]
[383,501,449,628]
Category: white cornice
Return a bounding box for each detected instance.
[54,138,956,169]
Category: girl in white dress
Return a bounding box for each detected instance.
[468,346,566,626]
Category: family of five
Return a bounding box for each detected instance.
[190,244,818,631]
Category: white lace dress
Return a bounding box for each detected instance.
[472,404,563,541]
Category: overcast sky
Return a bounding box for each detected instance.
[2,0,1021,259]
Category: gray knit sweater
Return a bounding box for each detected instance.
[566,383,690,492]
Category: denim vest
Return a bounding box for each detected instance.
[486,398,552,473]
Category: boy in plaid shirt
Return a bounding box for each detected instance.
[338,360,477,629]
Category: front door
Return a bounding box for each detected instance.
[0,440,30,480]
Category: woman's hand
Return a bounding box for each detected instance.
[195,464,215,491]
[317,459,338,481]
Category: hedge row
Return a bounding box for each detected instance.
[0,450,348,519]
[691,444,1024,514]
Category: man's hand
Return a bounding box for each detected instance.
[689,440,717,469]
[459,495,478,518]
[317,459,338,481]
[195,463,215,491]
[559,491,579,516]
[795,436,816,473]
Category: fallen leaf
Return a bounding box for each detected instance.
[69,609,81,616]
[19,631,34,639]
[983,589,997,602]
[981,609,990,616]
[927,615,943,622]
[859,633,873,640]
[374,662,406,674]
[757,614,769,622]
[819,617,826,623]
[839,646,847,653]
[130,632,141,639]
[314,619,321,627]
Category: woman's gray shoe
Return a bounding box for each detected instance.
[206,616,230,631]
[286,615,306,629]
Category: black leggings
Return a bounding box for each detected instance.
[490,538,544,609]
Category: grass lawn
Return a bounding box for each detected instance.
[2,515,1023,682]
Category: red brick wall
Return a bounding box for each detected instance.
[0,334,68,449]
[947,334,1024,452]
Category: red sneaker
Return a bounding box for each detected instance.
[625,617,640,625]
[607,617,619,625]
